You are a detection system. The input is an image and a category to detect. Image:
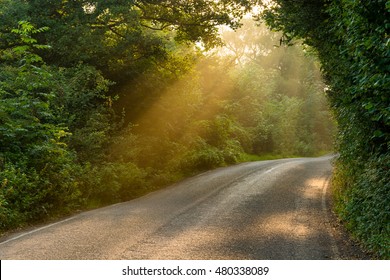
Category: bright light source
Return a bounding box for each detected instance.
[83,2,97,14]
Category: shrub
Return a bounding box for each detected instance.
[78,162,148,206]
[334,153,390,258]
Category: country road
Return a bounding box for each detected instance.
[0,156,366,259]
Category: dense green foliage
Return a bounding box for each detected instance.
[259,0,389,258]
[1,0,333,239]
[0,0,252,79]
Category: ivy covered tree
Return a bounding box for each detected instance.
[258,0,389,258]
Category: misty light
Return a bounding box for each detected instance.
[83,2,97,14]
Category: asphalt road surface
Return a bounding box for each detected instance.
[0,156,365,259]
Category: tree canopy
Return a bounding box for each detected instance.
[1,0,252,79]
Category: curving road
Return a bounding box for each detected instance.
[0,156,362,259]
